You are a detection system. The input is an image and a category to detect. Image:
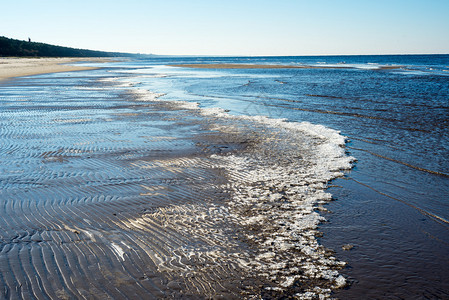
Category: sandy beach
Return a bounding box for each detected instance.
[0,57,104,81]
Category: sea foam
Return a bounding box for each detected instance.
[126,84,354,298]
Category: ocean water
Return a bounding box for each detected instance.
[0,54,448,298]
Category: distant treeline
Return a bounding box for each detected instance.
[0,36,139,57]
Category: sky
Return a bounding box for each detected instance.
[1,0,448,56]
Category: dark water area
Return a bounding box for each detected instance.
[107,54,449,298]
[324,178,449,299]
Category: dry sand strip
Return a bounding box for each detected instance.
[170,63,403,70]
[0,57,109,81]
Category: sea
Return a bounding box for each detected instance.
[0,54,448,299]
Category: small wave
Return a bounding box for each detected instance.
[390,67,449,76]
[97,77,136,87]
[132,88,166,102]
[306,94,343,99]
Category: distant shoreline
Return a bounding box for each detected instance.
[0,57,108,81]
[170,63,402,70]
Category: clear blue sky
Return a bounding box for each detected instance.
[1,0,448,55]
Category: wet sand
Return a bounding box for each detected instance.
[0,57,105,81]
[0,76,252,298]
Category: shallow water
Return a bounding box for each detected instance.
[1,55,448,298]
[0,64,352,298]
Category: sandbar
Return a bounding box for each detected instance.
[170,63,404,70]
[170,63,350,69]
[0,57,107,81]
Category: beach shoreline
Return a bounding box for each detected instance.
[0,57,109,81]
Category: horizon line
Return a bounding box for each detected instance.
[144,53,449,58]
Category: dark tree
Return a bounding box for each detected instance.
[0,36,140,57]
